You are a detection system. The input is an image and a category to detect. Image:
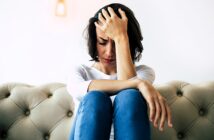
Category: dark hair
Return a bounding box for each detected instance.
[85,3,143,63]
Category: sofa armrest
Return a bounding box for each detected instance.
[152,81,214,140]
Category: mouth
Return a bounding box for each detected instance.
[103,58,116,63]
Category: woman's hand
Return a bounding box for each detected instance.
[137,80,173,131]
[94,7,128,41]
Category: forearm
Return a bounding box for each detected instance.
[88,78,141,95]
[115,34,136,80]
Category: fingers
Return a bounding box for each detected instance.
[166,103,173,127]
[98,13,105,24]
[118,8,127,20]
[158,97,167,131]
[147,96,155,122]
[155,95,173,131]
[101,9,110,20]
[153,97,161,129]
[94,21,104,31]
[96,7,126,28]
[107,7,116,17]
[147,93,173,132]
[139,81,172,132]
[100,7,126,20]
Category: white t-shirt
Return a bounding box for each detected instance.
[67,64,155,140]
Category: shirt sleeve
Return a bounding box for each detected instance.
[66,65,92,101]
[130,65,155,84]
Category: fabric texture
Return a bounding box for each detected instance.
[69,89,151,140]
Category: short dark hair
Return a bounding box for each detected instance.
[85,3,143,63]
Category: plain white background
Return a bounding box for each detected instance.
[0,0,214,85]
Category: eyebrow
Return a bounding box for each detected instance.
[98,37,108,41]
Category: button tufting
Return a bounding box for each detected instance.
[5,93,10,98]
[199,108,206,116]
[47,93,52,98]
[0,130,7,139]
[67,111,73,117]
[177,132,184,139]
[44,133,50,140]
[25,109,30,116]
[176,90,183,97]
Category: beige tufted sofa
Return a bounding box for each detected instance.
[0,81,214,140]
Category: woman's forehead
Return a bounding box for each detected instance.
[96,27,108,39]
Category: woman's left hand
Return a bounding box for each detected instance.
[94,7,128,41]
[137,80,173,131]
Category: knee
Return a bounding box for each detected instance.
[114,88,147,109]
[115,88,143,102]
[81,90,112,112]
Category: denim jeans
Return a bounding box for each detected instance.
[69,88,151,140]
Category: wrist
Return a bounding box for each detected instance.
[132,78,144,89]
[114,33,129,44]
[136,79,148,89]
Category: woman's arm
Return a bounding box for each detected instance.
[88,78,173,131]
[114,34,136,80]
[88,78,139,94]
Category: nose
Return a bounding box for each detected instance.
[106,41,115,58]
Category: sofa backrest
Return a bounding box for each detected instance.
[0,81,214,140]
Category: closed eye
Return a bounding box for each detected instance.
[98,37,108,45]
[98,42,107,45]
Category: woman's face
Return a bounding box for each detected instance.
[96,27,116,67]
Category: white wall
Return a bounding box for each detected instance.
[0,0,214,85]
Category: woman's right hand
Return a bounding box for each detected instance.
[94,7,128,42]
[137,79,173,131]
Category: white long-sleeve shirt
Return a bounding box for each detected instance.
[67,64,155,140]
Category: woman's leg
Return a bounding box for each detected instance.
[69,90,113,140]
[113,88,151,140]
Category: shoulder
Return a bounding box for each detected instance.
[70,64,91,73]
[67,64,88,79]
[135,64,155,83]
[70,64,99,77]
[67,64,92,81]
[136,65,155,74]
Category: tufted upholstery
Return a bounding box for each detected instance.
[0,83,74,140]
[0,81,214,140]
[151,81,214,140]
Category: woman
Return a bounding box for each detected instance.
[67,3,173,140]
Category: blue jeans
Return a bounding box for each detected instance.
[69,88,151,140]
